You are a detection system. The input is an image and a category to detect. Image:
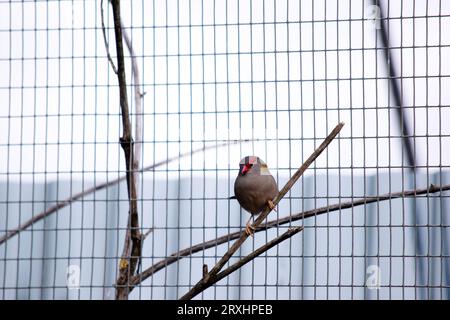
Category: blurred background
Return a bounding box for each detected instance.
[0,0,449,299]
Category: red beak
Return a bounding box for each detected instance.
[241,164,250,175]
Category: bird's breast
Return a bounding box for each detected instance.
[234,174,278,215]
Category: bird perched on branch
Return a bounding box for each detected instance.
[231,156,279,236]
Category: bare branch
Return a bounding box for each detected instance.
[100,0,118,74]
[0,140,243,246]
[121,21,142,181]
[262,183,450,229]
[119,20,144,266]
[118,214,132,283]
[179,122,345,300]
[130,182,450,290]
[108,0,141,300]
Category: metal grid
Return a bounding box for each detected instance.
[0,0,449,300]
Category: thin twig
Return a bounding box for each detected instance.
[129,182,450,289]
[119,18,144,275]
[0,141,243,246]
[179,122,345,300]
[100,0,118,74]
[121,21,142,181]
[142,227,154,241]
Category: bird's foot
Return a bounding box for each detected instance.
[267,200,277,212]
[245,222,255,237]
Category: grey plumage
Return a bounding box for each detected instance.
[233,156,279,216]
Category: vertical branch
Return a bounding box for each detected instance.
[109,0,141,300]
[122,22,143,183]
[122,23,145,250]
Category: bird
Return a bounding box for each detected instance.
[232,156,279,236]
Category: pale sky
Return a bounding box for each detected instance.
[1,0,449,182]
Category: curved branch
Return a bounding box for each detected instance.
[0,141,241,246]
[130,183,449,291]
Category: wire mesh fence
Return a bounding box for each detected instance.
[0,0,449,300]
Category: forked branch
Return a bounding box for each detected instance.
[0,141,238,246]
[196,227,304,294]
[179,122,345,300]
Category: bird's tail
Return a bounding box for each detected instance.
[229,195,237,199]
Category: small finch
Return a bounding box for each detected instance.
[232,156,278,236]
